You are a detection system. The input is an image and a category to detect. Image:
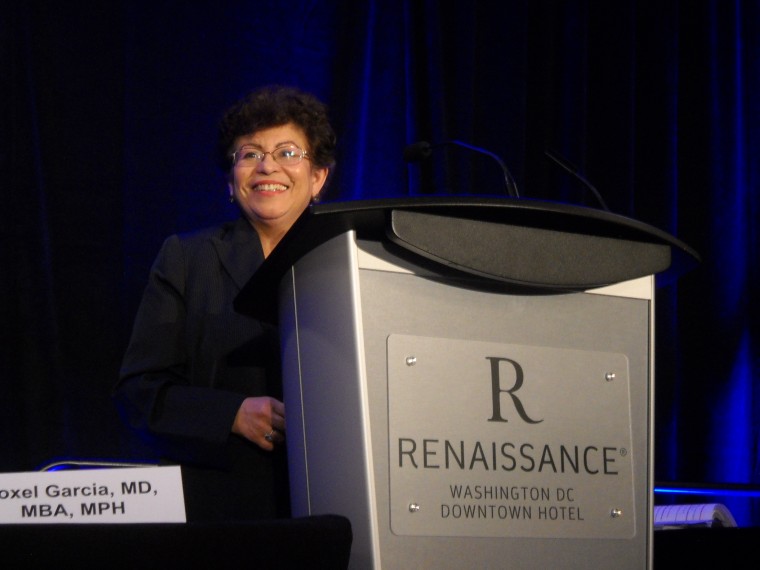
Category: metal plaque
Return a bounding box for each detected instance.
[388,334,635,539]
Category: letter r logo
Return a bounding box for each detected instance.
[486,356,543,424]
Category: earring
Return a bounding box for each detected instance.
[229,194,234,203]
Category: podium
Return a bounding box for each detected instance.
[235,197,698,569]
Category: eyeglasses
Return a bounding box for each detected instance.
[231,144,310,167]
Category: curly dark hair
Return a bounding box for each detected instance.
[216,85,337,173]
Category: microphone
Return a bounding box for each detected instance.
[544,150,610,212]
[402,141,434,162]
[404,140,520,198]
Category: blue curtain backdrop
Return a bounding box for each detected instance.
[3,0,759,523]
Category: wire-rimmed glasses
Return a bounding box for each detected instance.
[231,144,310,168]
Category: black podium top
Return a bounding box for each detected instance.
[234,197,699,323]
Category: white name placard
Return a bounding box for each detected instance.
[0,466,186,524]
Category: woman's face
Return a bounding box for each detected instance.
[228,123,328,234]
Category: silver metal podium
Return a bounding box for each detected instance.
[235,198,698,569]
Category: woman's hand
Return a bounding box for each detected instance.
[232,396,286,451]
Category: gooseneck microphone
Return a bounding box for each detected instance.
[544,150,610,212]
[402,141,434,162]
[404,140,520,199]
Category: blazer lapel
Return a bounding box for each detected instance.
[211,218,265,290]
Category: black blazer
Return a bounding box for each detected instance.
[114,217,288,521]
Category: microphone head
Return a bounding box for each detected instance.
[403,141,433,162]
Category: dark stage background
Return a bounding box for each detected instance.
[3,0,759,525]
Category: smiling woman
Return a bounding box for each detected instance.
[112,85,337,522]
[227,124,329,256]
